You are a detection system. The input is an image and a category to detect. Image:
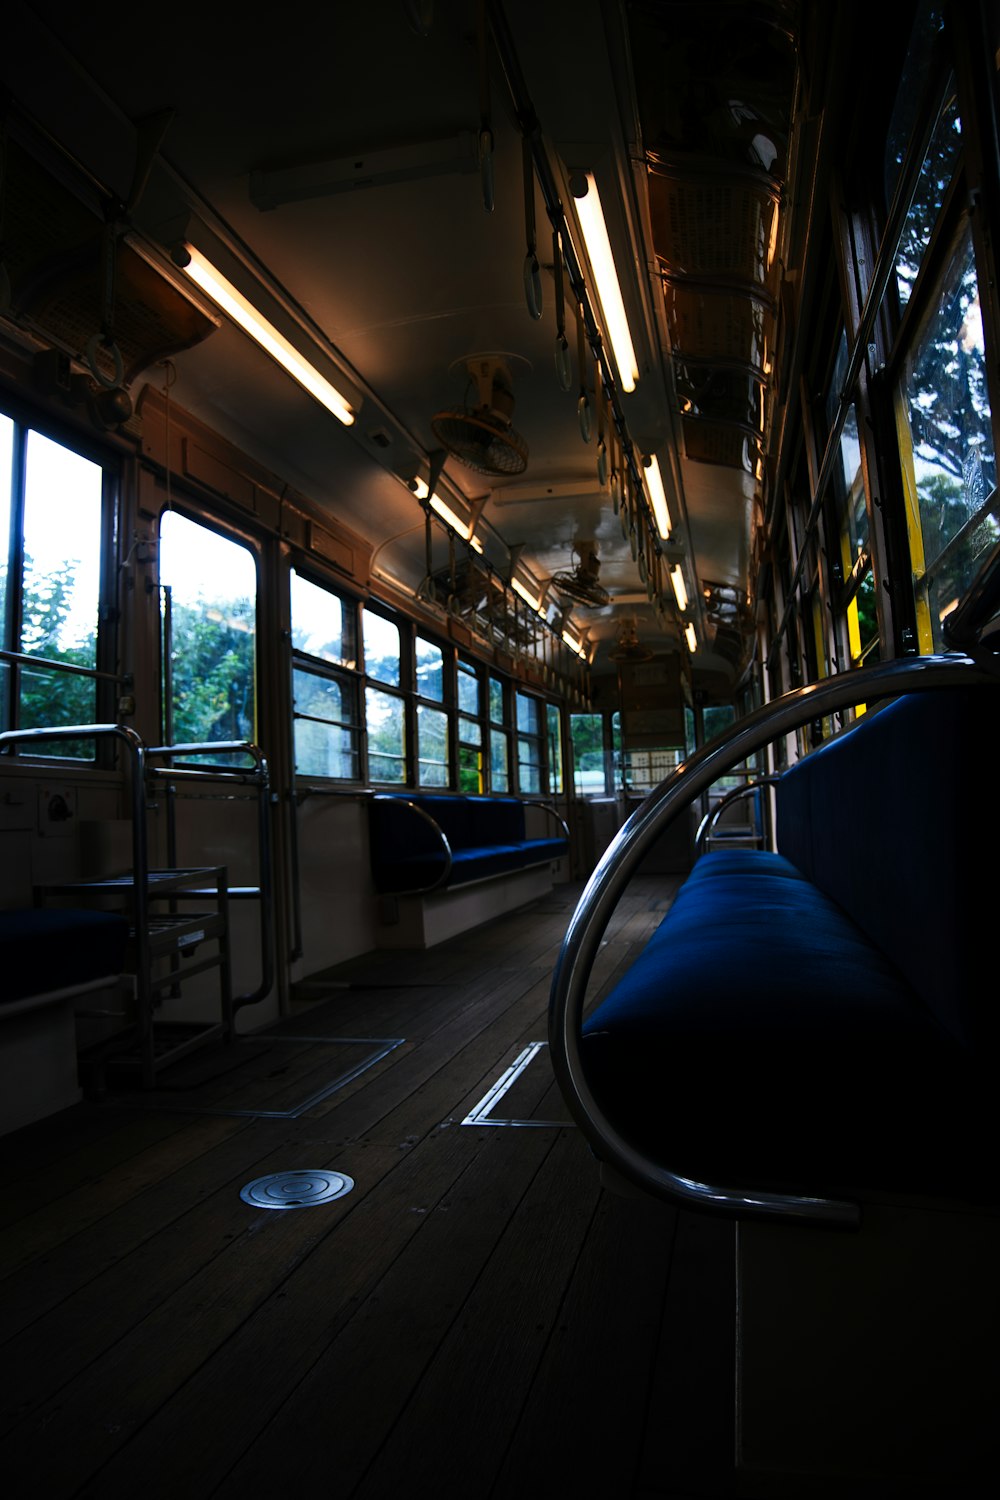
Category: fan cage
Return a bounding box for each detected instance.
[431,409,528,477]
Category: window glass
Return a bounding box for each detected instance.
[516,692,540,735]
[489,728,509,792]
[160,511,257,755]
[489,674,505,723]
[363,609,401,686]
[292,669,359,778]
[0,414,11,662]
[894,83,961,311]
[416,636,444,701]
[884,2,948,216]
[898,222,998,648]
[1,417,111,757]
[457,659,480,716]
[570,712,605,795]
[366,686,406,782]
[516,691,543,793]
[290,572,355,667]
[417,703,449,786]
[547,703,563,794]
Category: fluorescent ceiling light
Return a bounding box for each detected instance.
[562,629,587,659]
[410,477,480,548]
[571,173,639,393]
[669,565,688,613]
[645,455,672,539]
[175,243,355,426]
[685,622,697,654]
[512,575,542,613]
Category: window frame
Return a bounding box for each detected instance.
[0,401,119,763]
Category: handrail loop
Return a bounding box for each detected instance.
[548,653,999,1228]
[370,794,454,893]
[694,775,780,853]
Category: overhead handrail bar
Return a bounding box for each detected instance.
[549,653,999,1228]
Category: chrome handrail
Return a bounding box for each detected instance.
[548,653,999,1228]
[370,795,454,893]
[694,776,780,853]
[145,740,274,1012]
[525,799,571,842]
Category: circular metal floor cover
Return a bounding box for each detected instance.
[240,1169,354,1209]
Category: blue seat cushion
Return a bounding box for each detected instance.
[1,908,129,1003]
[580,870,991,1198]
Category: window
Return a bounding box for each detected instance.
[897,219,998,650]
[363,607,405,782]
[457,658,483,793]
[489,673,509,792]
[290,570,360,779]
[569,712,606,795]
[415,635,449,786]
[546,703,563,794]
[1,412,112,758]
[160,511,257,756]
[516,691,543,793]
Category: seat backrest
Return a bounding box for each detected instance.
[776,685,1000,1048]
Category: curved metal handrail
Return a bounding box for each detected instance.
[525,799,572,842]
[370,794,454,893]
[694,776,780,853]
[548,653,999,1228]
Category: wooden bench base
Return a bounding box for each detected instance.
[375,863,560,947]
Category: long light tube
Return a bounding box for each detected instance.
[570,173,639,393]
[174,243,356,426]
[685,622,697,654]
[411,477,482,550]
[669,564,688,613]
[644,455,673,539]
[562,629,587,659]
[512,575,542,613]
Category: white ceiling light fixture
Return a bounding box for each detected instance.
[172,242,356,427]
[511,574,543,614]
[669,564,688,613]
[561,628,588,660]
[644,454,673,540]
[685,622,697,654]
[569,172,639,394]
[409,477,482,549]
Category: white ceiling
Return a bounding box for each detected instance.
[4,0,800,688]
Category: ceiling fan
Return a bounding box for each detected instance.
[608,616,654,663]
[550,541,610,607]
[431,353,529,478]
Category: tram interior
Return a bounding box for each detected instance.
[1,0,999,1495]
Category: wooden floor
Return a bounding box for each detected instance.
[0,876,741,1500]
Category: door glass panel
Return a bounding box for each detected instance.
[159,511,258,755]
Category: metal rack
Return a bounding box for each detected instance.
[1,723,272,1089]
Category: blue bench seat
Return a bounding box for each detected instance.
[369,793,568,896]
[1,908,130,1005]
[579,687,999,1203]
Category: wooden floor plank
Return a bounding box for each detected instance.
[97,1127,561,1499]
[0,876,709,1500]
[490,1186,679,1498]
[349,1127,602,1499]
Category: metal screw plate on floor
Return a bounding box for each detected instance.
[240,1169,355,1209]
